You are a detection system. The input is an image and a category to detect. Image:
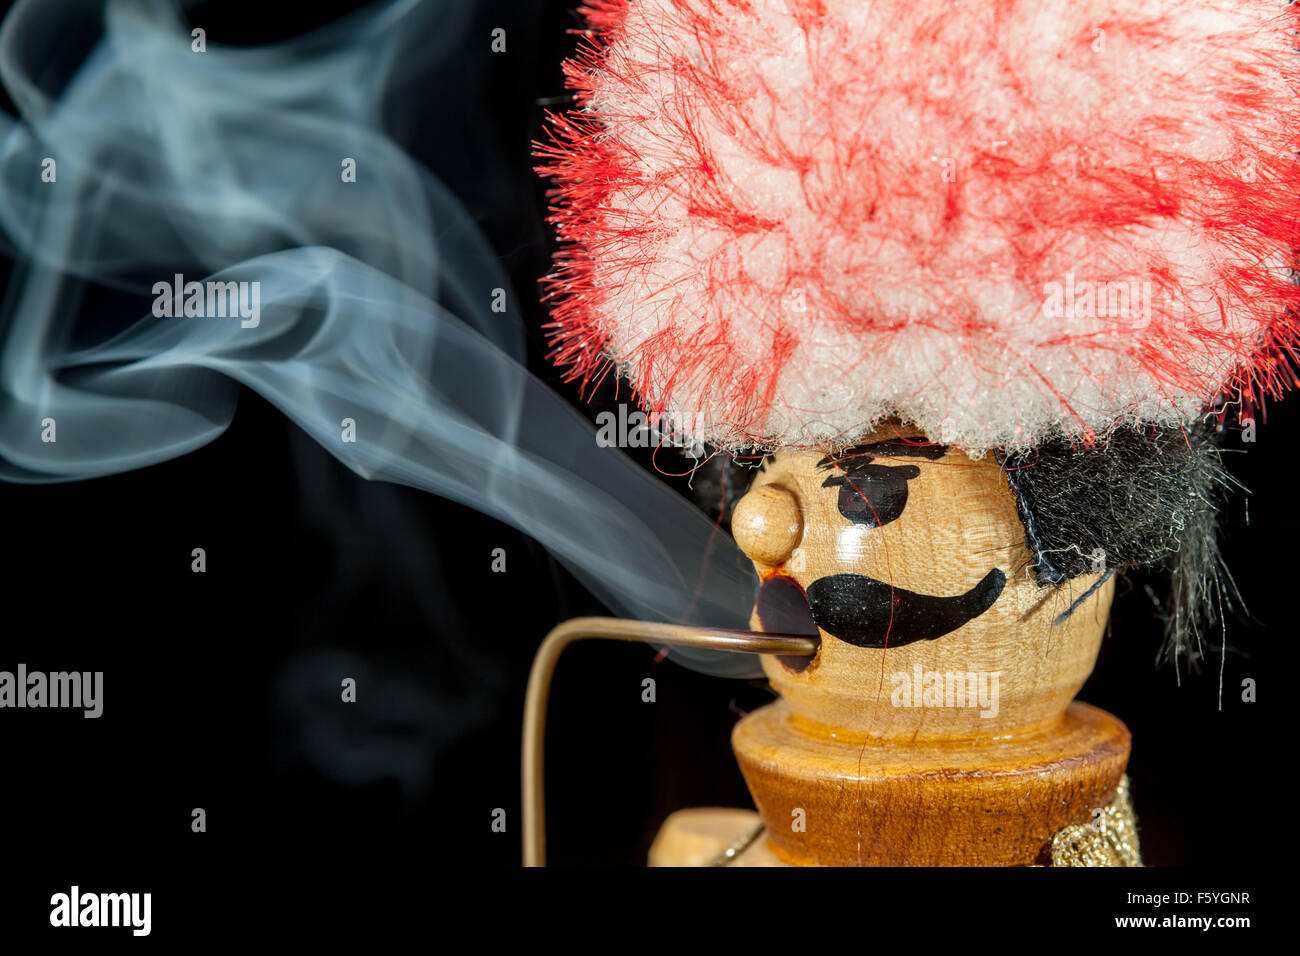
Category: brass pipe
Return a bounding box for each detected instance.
[522,616,819,866]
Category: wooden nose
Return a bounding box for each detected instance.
[732,484,803,567]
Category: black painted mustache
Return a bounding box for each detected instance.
[806,569,1006,648]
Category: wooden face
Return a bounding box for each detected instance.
[731,427,1113,740]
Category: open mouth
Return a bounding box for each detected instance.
[755,575,821,672]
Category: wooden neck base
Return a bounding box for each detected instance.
[731,700,1130,866]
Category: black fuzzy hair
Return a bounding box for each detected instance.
[999,424,1240,670]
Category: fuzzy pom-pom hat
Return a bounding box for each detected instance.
[538,0,1300,454]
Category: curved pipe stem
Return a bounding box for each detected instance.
[522,616,818,867]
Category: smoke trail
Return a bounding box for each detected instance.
[0,0,760,675]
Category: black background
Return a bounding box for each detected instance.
[0,0,1283,934]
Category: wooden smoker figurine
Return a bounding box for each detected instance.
[529,0,1300,866]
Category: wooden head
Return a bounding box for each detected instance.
[732,425,1114,740]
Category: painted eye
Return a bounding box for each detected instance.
[822,463,920,527]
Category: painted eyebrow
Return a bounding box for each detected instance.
[816,441,948,470]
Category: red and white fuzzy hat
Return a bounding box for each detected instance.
[539,0,1300,454]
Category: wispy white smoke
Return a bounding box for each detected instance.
[0,0,760,675]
